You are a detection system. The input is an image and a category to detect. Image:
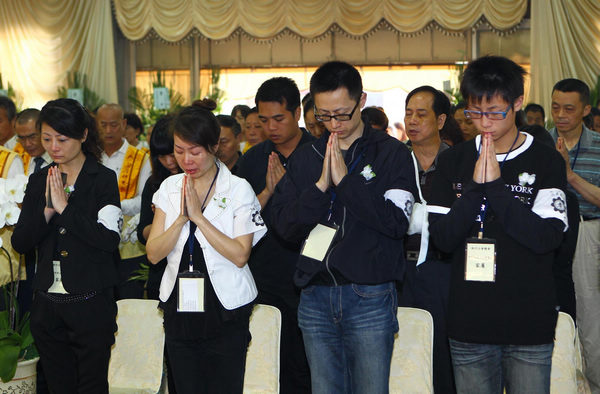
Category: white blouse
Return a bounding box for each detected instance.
[153,162,267,309]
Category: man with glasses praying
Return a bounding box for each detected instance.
[270,61,416,393]
[15,109,51,176]
[428,56,568,393]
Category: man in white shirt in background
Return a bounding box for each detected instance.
[97,103,151,299]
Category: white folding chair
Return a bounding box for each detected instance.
[390,307,434,393]
[109,299,165,394]
[244,304,281,394]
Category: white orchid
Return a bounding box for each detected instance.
[121,213,140,244]
[2,202,21,226]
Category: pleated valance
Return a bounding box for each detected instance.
[113,0,528,42]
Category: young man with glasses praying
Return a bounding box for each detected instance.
[270,61,416,393]
[427,56,569,393]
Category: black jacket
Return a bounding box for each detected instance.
[270,125,416,287]
[12,156,121,293]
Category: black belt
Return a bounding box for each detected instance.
[582,216,599,222]
[37,290,98,304]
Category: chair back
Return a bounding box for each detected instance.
[244,304,281,394]
[390,307,434,393]
[109,299,164,394]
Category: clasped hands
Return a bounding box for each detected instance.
[473,132,501,184]
[45,166,68,217]
[180,175,206,223]
[316,133,347,192]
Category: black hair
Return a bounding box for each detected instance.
[124,113,144,136]
[454,101,467,112]
[524,103,545,119]
[231,104,251,119]
[460,56,526,107]
[361,107,389,130]
[171,99,220,154]
[302,92,312,108]
[522,124,554,148]
[0,96,16,120]
[303,97,315,118]
[553,78,590,105]
[406,86,464,145]
[245,107,258,119]
[37,98,102,160]
[216,114,241,137]
[16,108,40,124]
[590,107,600,117]
[255,77,300,113]
[515,110,527,129]
[310,61,363,102]
[149,114,178,183]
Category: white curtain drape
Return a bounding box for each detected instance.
[113,0,527,42]
[0,0,117,109]
[530,0,600,115]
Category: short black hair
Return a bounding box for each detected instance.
[150,114,176,182]
[524,103,545,119]
[245,107,258,119]
[454,101,468,112]
[216,114,241,137]
[255,77,300,113]
[361,107,388,130]
[124,113,144,136]
[0,96,16,120]
[16,108,40,125]
[38,98,102,160]
[552,78,590,105]
[231,104,251,119]
[310,61,363,103]
[460,56,526,107]
[522,124,554,148]
[590,107,600,117]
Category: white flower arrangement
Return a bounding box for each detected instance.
[120,213,140,244]
[360,164,376,181]
[0,174,28,247]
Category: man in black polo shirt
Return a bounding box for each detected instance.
[236,77,313,393]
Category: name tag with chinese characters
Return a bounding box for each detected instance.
[464,238,496,282]
[177,272,205,312]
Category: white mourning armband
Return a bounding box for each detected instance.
[383,189,415,220]
[97,204,123,234]
[531,188,569,232]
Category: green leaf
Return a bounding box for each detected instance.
[0,338,20,383]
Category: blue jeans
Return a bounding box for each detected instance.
[298,282,398,394]
[449,339,554,394]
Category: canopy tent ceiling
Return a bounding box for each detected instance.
[113,0,528,43]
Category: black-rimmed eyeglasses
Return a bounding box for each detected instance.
[314,101,360,122]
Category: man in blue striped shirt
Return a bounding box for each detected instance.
[549,78,600,393]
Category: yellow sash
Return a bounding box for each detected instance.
[0,227,25,286]
[119,214,147,260]
[118,146,148,201]
[14,143,31,175]
[0,148,17,178]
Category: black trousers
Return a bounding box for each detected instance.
[165,320,250,394]
[401,258,456,394]
[30,290,117,394]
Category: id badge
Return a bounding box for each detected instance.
[464,238,496,282]
[177,271,205,312]
[300,223,339,262]
[48,260,69,294]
